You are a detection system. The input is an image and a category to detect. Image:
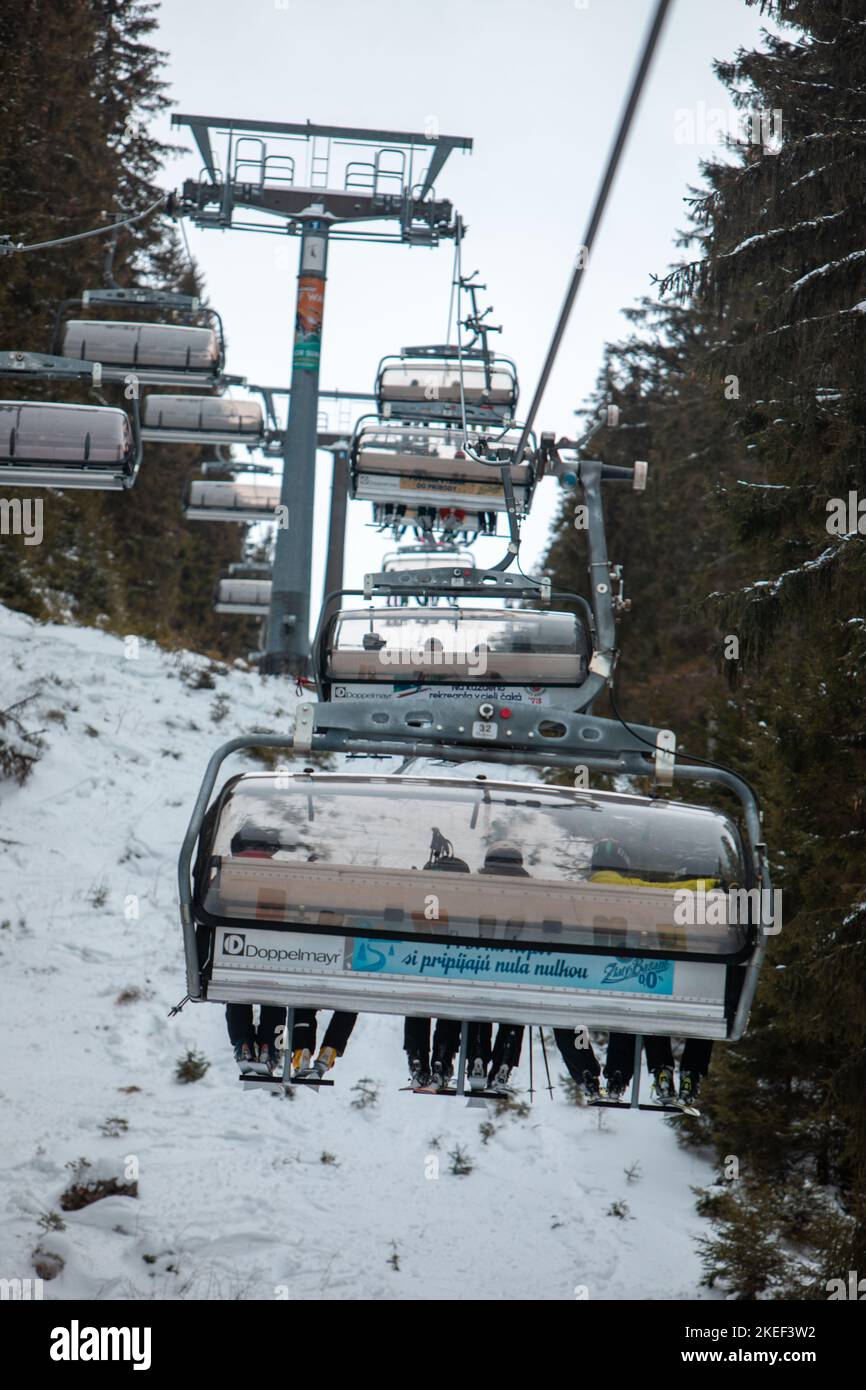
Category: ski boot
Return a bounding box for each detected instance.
[308,1045,337,1080]
[429,1054,454,1091]
[651,1066,676,1105]
[408,1056,431,1089]
[580,1070,602,1104]
[488,1064,513,1095]
[257,1042,274,1072]
[292,1047,313,1079]
[604,1070,627,1101]
[467,1057,488,1093]
[678,1071,701,1107]
[234,1041,256,1071]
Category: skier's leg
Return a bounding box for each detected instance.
[256,1004,287,1067]
[225,1003,255,1048]
[681,1038,713,1076]
[404,1017,432,1084]
[645,1035,675,1101]
[676,1038,712,1104]
[320,1012,357,1055]
[491,1023,523,1070]
[603,1032,636,1095]
[291,1008,317,1062]
[432,1018,461,1056]
[467,1021,492,1066]
[553,1027,600,1079]
[644,1035,674,1072]
[466,1021,492,1089]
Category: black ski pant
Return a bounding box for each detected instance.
[227,1006,356,1055]
[403,1017,462,1064]
[290,1009,357,1056]
[225,1004,285,1050]
[604,1033,713,1085]
[553,1027,600,1081]
[466,1022,524,1072]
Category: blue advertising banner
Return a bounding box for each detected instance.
[348,937,674,996]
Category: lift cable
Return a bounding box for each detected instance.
[607,683,762,807]
[490,0,673,571]
[0,192,169,257]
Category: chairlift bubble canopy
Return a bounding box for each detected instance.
[185,479,281,522]
[214,577,272,615]
[60,320,222,387]
[186,769,757,1037]
[144,394,264,445]
[0,400,137,490]
[316,606,590,701]
[376,350,518,423]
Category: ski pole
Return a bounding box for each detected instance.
[528,1025,535,1102]
[539,1027,554,1099]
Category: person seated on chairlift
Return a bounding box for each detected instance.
[464,840,530,1095]
[554,837,716,1107]
[225,824,357,1081]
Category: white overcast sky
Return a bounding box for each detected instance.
[153,0,778,630]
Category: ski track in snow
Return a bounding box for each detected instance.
[0,605,721,1302]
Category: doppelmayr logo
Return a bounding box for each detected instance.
[50,1320,151,1370]
[222,933,340,966]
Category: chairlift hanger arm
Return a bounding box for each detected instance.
[0,351,103,385]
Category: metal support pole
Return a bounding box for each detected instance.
[264,211,330,674]
[629,1033,642,1108]
[323,446,349,602]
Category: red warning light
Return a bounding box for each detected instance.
[499,708,512,719]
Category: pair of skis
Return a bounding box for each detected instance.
[586,1093,700,1116]
[238,1059,334,1090]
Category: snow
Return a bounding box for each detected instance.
[0,604,720,1302]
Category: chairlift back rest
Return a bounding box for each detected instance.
[203,857,745,957]
[358,447,531,483]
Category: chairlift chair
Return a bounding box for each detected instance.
[0,352,142,490]
[214,577,272,615]
[350,420,537,529]
[184,479,281,523]
[52,285,226,388]
[178,726,772,1043]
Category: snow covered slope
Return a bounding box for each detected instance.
[0,605,720,1301]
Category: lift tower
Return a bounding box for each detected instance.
[173,114,471,674]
